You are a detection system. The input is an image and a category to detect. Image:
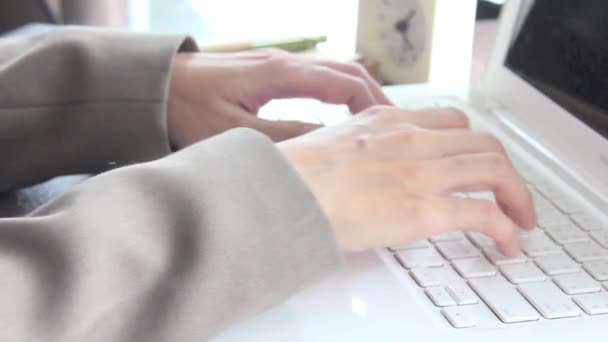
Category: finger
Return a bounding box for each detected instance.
[315,60,393,105]
[272,64,378,113]
[430,131,507,157]
[362,106,470,130]
[244,117,322,142]
[372,130,506,159]
[421,196,521,256]
[418,153,535,229]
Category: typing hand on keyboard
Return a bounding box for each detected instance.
[280,105,536,254]
[390,151,608,328]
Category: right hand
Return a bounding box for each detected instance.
[278,106,536,255]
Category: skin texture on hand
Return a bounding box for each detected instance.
[167,50,391,148]
[278,106,537,256]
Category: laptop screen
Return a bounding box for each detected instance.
[505,0,608,140]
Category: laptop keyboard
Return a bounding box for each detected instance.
[388,155,608,328]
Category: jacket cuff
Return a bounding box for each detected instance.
[166,127,342,335]
[0,27,199,190]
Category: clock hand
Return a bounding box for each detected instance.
[395,9,417,53]
[404,9,416,23]
[399,30,415,57]
[394,9,416,35]
[402,32,414,51]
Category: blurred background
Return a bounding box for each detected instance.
[2,0,506,86]
[45,0,503,41]
[50,0,503,85]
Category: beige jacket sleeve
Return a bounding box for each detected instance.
[0,26,197,191]
[0,27,341,341]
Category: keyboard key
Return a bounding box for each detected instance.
[510,155,531,170]
[500,263,546,284]
[520,234,561,257]
[554,273,601,295]
[452,258,497,279]
[436,240,480,260]
[564,241,608,263]
[590,230,608,249]
[533,181,565,199]
[396,248,444,269]
[583,260,608,281]
[530,189,551,208]
[469,277,540,323]
[467,232,495,248]
[518,282,581,319]
[571,214,605,232]
[573,292,608,315]
[483,246,527,265]
[535,254,580,276]
[551,198,584,215]
[446,283,479,305]
[429,232,466,243]
[518,228,544,239]
[544,224,589,245]
[536,208,572,228]
[532,195,552,211]
[410,267,443,287]
[388,240,430,251]
[426,287,457,307]
[441,307,477,328]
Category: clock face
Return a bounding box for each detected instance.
[378,0,428,66]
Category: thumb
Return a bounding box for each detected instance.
[246,117,322,142]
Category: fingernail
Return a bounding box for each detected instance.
[500,241,521,257]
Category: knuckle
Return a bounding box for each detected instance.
[420,197,449,229]
[405,195,430,225]
[354,130,374,150]
[348,62,367,76]
[479,200,500,223]
[400,162,422,180]
[365,105,393,116]
[262,49,293,69]
[385,109,403,121]
[441,157,469,182]
[479,133,506,153]
[350,77,368,91]
[443,107,470,127]
[398,201,423,233]
[261,47,289,57]
[439,157,459,176]
[408,129,435,148]
[485,152,510,175]
[379,109,412,125]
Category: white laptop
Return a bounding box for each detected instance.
[217,0,608,340]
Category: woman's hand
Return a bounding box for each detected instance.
[167,50,390,148]
[278,106,536,255]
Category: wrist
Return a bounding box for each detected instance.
[167,53,194,149]
[278,142,345,248]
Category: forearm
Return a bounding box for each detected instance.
[0,128,340,341]
[0,26,198,191]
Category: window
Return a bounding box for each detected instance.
[128,0,359,53]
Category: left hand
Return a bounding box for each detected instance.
[166,49,391,148]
